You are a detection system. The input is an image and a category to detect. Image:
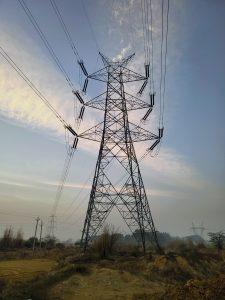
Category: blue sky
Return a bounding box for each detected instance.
[0,0,224,241]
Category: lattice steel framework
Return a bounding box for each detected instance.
[80,53,162,252]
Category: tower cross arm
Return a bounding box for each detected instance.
[121,67,147,82]
[129,122,159,142]
[88,66,147,83]
[78,122,104,142]
[99,52,135,67]
[88,67,109,82]
[84,91,152,111]
[78,122,159,143]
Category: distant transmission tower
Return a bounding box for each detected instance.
[191,221,206,238]
[48,214,57,238]
[79,53,163,252]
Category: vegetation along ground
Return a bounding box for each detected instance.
[0,241,225,300]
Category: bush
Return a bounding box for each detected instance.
[24,237,39,248]
[74,264,90,274]
[166,239,197,254]
[208,231,225,253]
[92,225,120,258]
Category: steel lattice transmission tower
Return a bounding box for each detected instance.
[79,53,162,252]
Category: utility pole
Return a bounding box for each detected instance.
[39,220,43,249]
[79,53,163,252]
[33,216,40,253]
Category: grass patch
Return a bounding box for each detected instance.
[0,263,91,300]
[0,259,55,283]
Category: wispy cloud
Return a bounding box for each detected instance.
[112,44,131,61]
[42,180,92,190]
[0,179,37,189]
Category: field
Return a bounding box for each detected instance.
[0,259,55,282]
[0,246,225,300]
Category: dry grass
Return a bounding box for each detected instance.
[0,248,224,300]
[50,265,164,300]
[0,259,55,282]
[161,275,225,300]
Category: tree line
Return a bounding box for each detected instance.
[0,226,57,249]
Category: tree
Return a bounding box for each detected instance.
[14,229,24,248]
[208,231,225,253]
[0,227,14,249]
[44,235,57,248]
[24,237,39,248]
[94,224,119,258]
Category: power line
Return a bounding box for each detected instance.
[139,0,169,159]
[49,0,88,136]
[141,0,147,64]
[62,191,88,224]
[18,0,75,89]
[159,0,164,128]
[128,1,136,54]
[59,158,119,226]
[49,0,81,61]
[81,0,100,52]
[145,0,151,64]
[59,213,84,229]
[159,0,169,128]
[52,148,75,216]
[18,0,87,134]
[59,168,94,220]
[162,0,169,127]
[141,0,151,64]
[0,46,79,215]
[59,158,119,224]
[149,0,155,92]
[0,46,70,128]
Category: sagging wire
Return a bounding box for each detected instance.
[18,0,75,90]
[49,0,81,61]
[149,0,155,94]
[81,0,100,52]
[159,0,169,129]
[49,0,88,135]
[141,0,169,159]
[0,46,71,129]
[51,147,75,216]
[128,0,136,54]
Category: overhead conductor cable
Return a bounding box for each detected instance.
[0,46,70,128]
[49,0,80,61]
[18,0,74,89]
